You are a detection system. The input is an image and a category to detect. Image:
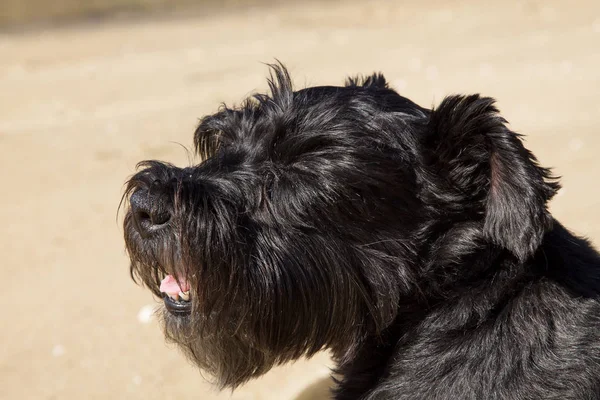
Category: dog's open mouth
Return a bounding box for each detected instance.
[160,275,191,316]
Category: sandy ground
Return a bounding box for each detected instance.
[1,1,599,399]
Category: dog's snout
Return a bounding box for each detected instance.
[129,189,171,237]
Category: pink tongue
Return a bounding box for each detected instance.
[160,275,190,296]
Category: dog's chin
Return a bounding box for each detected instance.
[160,308,279,389]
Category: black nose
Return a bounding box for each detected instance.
[129,189,171,237]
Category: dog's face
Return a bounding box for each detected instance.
[123,65,558,388]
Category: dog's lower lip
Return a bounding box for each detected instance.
[163,295,192,316]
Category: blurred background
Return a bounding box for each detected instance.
[1,0,598,399]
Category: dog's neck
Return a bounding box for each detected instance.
[333,220,600,399]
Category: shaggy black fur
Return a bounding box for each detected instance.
[123,64,600,399]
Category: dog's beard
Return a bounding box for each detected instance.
[126,233,373,389]
[160,306,280,388]
[123,182,409,389]
[125,214,299,388]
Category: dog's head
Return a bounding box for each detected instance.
[122,64,558,388]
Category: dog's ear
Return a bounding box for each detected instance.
[426,95,559,261]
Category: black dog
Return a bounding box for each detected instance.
[123,64,600,399]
